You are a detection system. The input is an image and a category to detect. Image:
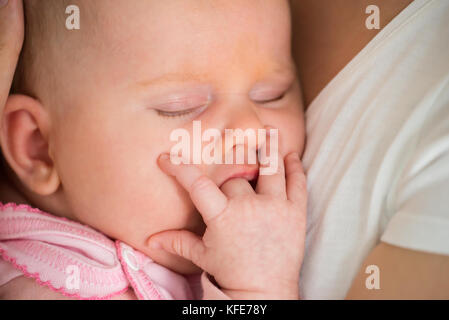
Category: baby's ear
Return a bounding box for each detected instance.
[0,94,60,196]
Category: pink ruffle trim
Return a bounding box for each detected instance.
[0,246,129,300]
[0,202,129,299]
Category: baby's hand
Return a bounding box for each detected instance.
[148,152,307,300]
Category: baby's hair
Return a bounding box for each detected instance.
[12,0,72,96]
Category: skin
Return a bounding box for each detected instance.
[1,0,447,300]
[291,0,449,299]
[0,0,23,116]
[0,0,305,299]
[150,152,307,299]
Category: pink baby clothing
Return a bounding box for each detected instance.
[0,202,228,300]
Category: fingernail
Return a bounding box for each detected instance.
[0,0,8,8]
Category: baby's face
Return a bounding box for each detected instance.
[42,0,305,274]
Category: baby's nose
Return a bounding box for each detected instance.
[221,105,267,164]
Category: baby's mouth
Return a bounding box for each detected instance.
[216,164,260,189]
[249,172,259,191]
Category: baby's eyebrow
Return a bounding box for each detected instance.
[136,72,209,88]
[135,64,297,91]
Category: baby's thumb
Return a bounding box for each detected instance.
[148,230,206,269]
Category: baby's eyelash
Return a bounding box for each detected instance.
[156,105,208,119]
[262,93,286,103]
[157,109,195,118]
[252,92,287,106]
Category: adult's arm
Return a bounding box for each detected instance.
[0,0,23,117]
[347,243,449,299]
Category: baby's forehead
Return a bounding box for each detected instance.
[20,1,292,96]
[54,1,289,32]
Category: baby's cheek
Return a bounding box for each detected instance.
[94,152,199,245]
[288,111,306,155]
[54,111,201,253]
[273,110,305,157]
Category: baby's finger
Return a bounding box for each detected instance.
[0,0,24,113]
[158,154,227,223]
[220,178,254,198]
[256,149,287,199]
[148,230,207,270]
[285,152,307,206]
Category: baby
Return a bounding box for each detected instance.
[0,0,306,299]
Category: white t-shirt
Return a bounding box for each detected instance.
[300,0,449,299]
